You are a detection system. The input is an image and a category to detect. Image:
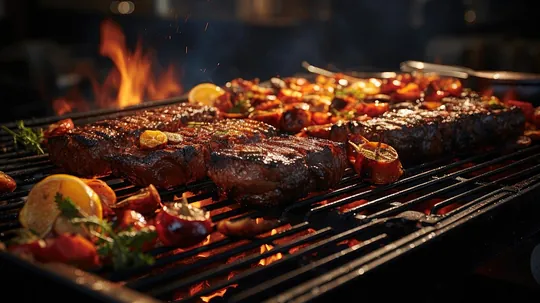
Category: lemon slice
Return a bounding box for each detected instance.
[19,174,102,237]
[188,83,225,106]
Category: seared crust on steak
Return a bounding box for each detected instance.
[109,119,278,188]
[302,96,526,162]
[207,136,348,207]
[47,103,218,177]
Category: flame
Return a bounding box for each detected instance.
[258,229,283,266]
[53,19,182,115]
[53,98,74,116]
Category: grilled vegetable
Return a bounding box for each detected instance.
[112,184,162,215]
[506,100,534,123]
[155,193,212,248]
[349,138,404,185]
[8,234,100,269]
[1,120,44,155]
[217,217,281,238]
[140,130,168,149]
[0,171,16,193]
[19,174,102,238]
[55,193,157,270]
[280,103,312,133]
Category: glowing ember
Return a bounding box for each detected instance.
[53,19,182,115]
[258,229,283,266]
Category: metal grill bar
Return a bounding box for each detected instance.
[342,146,540,215]
[126,223,313,290]
[308,151,498,215]
[151,227,333,299]
[229,234,387,303]
[271,186,521,303]
[429,163,540,214]
[367,152,540,219]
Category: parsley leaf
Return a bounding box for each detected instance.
[55,193,157,270]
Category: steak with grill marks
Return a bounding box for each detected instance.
[46,103,218,177]
[302,96,526,163]
[108,119,278,188]
[207,136,348,207]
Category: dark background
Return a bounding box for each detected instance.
[0,0,540,121]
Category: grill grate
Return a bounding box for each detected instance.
[2,99,540,303]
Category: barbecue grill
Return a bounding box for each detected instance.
[2,94,540,303]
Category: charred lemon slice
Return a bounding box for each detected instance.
[19,174,102,237]
[188,83,225,106]
[140,130,168,149]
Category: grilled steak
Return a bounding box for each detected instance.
[109,119,278,188]
[47,103,218,177]
[301,97,526,162]
[207,136,348,207]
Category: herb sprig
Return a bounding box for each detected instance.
[54,193,157,270]
[1,120,44,154]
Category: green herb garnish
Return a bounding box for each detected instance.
[229,99,252,114]
[54,193,157,270]
[1,120,44,154]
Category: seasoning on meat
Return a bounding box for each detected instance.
[46,103,218,177]
[207,135,348,207]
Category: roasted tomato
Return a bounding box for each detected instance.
[213,92,234,113]
[43,118,75,140]
[435,78,463,97]
[506,100,534,122]
[278,89,303,104]
[248,109,283,128]
[155,194,212,248]
[81,178,117,209]
[357,102,389,117]
[312,112,332,125]
[254,97,282,111]
[9,234,100,269]
[116,210,157,251]
[280,103,312,133]
[534,107,540,128]
[392,82,422,101]
[349,140,403,185]
[380,78,403,94]
[116,210,150,230]
[0,171,16,193]
[112,184,162,216]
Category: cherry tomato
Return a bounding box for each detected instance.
[9,234,100,269]
[155,196,212,248]
[506,100,534,122]
[392,83,422,101]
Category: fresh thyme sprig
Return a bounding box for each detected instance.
[1,120,44,154]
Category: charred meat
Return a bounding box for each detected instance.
[109,119,278,188]
[302,96,526,163]
[46,103,218,177]
[207,135,348,207]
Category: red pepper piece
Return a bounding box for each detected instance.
[155,194,212,248]
[9,234,100,269]
[0,171,16,193]
[112,184,162,216]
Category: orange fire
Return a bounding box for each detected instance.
[53,19,182,115]
[258,229,284,266]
